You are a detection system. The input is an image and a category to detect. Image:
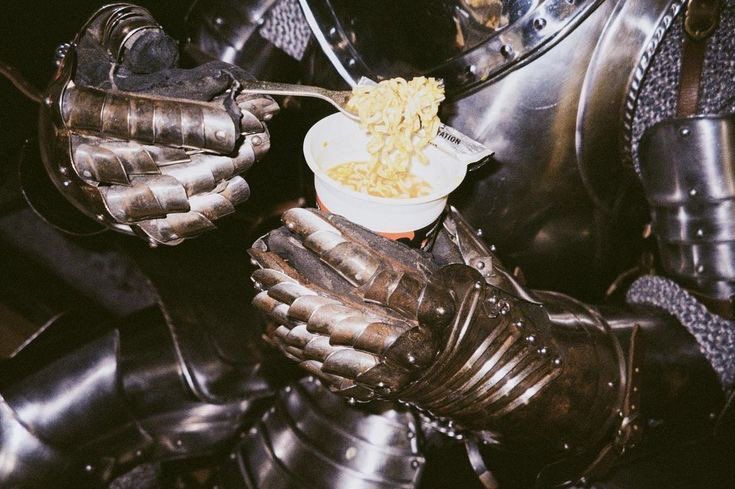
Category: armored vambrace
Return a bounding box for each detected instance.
[249,208,647,485]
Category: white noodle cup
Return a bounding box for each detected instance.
[303,112,467,236]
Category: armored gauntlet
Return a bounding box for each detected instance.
[39,4,278,245]
[250,208,635,483]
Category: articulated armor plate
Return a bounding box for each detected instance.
[38,4,278,245]
[249,208,635,485]
[233,376,425,488]
[639,115,735,301]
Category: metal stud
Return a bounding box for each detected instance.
[500,44,514,58]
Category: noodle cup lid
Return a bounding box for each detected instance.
[303,113,468,233]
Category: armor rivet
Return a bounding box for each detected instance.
[533,17,547,30]
[679,127,691,137]
[476,261,485,270]
[284,386,291,393]
[169,234,179,240]
[215,130,226,140]
[488,295,498,305]
[526,334,536,344]
[514,319,524,328]
[634,367,640,373]
[84,464,93,473]
[256,17,265,26]
[407,430,415,439]
[474,281,483,290]
[252,135,263,146]
[607,381,615,388]
[347,58,357,67]
[229,453,236,460]
[264,113,273,121]
[631,404,636,411]
[44,96,53,107]
[689,188,698,197]
[538,346,548,355]
[59,166,68,174]
[696,228,705,238]
[633,386,638,392]
[347,397,357,405]
[249,427,258,435]
[696,264,705,273]
[411,459,421,469]
[553,357,562,367]
[83,170,92,178]
[328,27,337,38]
[466,64,477,76]
[214,17,224,26]
[476,228,483,237]
[709,412,717,420]
[176,439,183,447]
[63,180,71,187]
[148,239,158,248]
[490,245,497,252]
[500,44,514,58]
[136,450,143,457]
[563,442,571,450]
[345,446,357,460]
[407,353,416,364]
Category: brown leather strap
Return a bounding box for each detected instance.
[676,0,723,117]
[677,37,707,117]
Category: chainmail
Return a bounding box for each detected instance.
[259,0,312,60]
[626,275,735,389]
[630,0,735,174]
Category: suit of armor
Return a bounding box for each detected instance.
[0,1,734,488]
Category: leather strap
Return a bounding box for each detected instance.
[676,0,722,117]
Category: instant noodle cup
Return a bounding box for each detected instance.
[303,112,469,247]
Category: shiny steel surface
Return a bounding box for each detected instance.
[235,376,425,488]
[445,2,617,297]
[0,308,271,487]
[638,115,735,300]
[250,207,632,486]
[185,0,279,66]
[300,0,603,96]
[38,3,277,245]
[577,0,684,211]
